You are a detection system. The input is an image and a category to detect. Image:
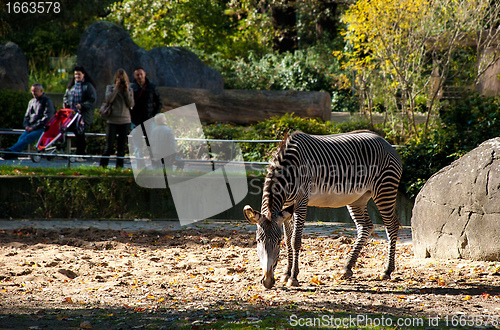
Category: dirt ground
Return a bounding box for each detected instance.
[0,221,499,329]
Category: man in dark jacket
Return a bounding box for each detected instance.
[1,83,55,160]
[130,67,163,167]
[130,67,163,127]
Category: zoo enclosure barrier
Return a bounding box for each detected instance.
[0,129,402,168]
[0,128,280,167]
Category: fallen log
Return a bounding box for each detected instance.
[159,87,331,124]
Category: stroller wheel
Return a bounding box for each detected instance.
[30,154,41,163]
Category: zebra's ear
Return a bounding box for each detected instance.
[243,205,264,225]
[276,210,292,226]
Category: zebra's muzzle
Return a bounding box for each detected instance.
[261,271,275,289]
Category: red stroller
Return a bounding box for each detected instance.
[31,108,82,162]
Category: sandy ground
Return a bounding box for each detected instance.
[0,221,499,329]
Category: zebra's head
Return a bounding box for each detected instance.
[243,205,292,289]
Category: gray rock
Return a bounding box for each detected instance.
[77,21,143,105]
[412,138,500,261]
[0,42,29,91]
[77,21,223,105]
[142,47,223,89]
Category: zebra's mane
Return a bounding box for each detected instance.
[262,130,298,218]
[269,130,292,167]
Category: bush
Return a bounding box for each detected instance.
[0,89,32,147]
[197,113,374,163]
[207,48,356,112]
[0,89,32,128]
[399,93,500,198]
[86,108,108,155]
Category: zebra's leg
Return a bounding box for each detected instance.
[380,213,399,279]
[287,199,308,287]
[341,203,373,279]
[281,217,293,283]
[373,188,400,279]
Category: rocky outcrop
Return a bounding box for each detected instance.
[77,21,141,105]
[0,42,29,91]
[143,47,223,90]
[77,21,223,104]
[412,138,500,261]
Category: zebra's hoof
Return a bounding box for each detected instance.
[379,273,391,280]
[286,278,299,287]
[340,269,353,279]
[280,274,290,283]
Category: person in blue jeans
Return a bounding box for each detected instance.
[1,83,55,160]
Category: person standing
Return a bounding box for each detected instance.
[150,113,178,171]
[130,67,163,167]
[99,69,134,169]
[1,83,55,160]
[63,65,97,160]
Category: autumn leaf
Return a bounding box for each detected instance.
[62,297,73,304]
[310,278,324,286]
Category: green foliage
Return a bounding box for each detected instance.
[0,89,32,127]
[331,88,359,113]
[207,47,357,112]
[86,109,108,155]
[0,89,32,146]
[108,0,272,59]
[29,69,69,93]
[203,123,244,140]
[29,55,74,93]
[198,113,374,163]
[1,0,115,70]
[399,93,500,198]
[209,49,338,92]
[339,0,500,138]
[32,176,143,218]
[439,94,500,152]
[0,164,129,177]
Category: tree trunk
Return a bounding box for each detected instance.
[158,87,331,124]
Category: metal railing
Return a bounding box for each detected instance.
[0,129,279,167]
[0,129,402,168]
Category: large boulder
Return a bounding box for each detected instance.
[0,42,29,91]
[77,21,223,105]
[412,138,500,261]
[143,47,223,90]
[77,21,142,105]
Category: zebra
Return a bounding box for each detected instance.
[243,130,402,289]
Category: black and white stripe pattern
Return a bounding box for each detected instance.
[245,130,403,288]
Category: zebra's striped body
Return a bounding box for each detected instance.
[244,130,402,289]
